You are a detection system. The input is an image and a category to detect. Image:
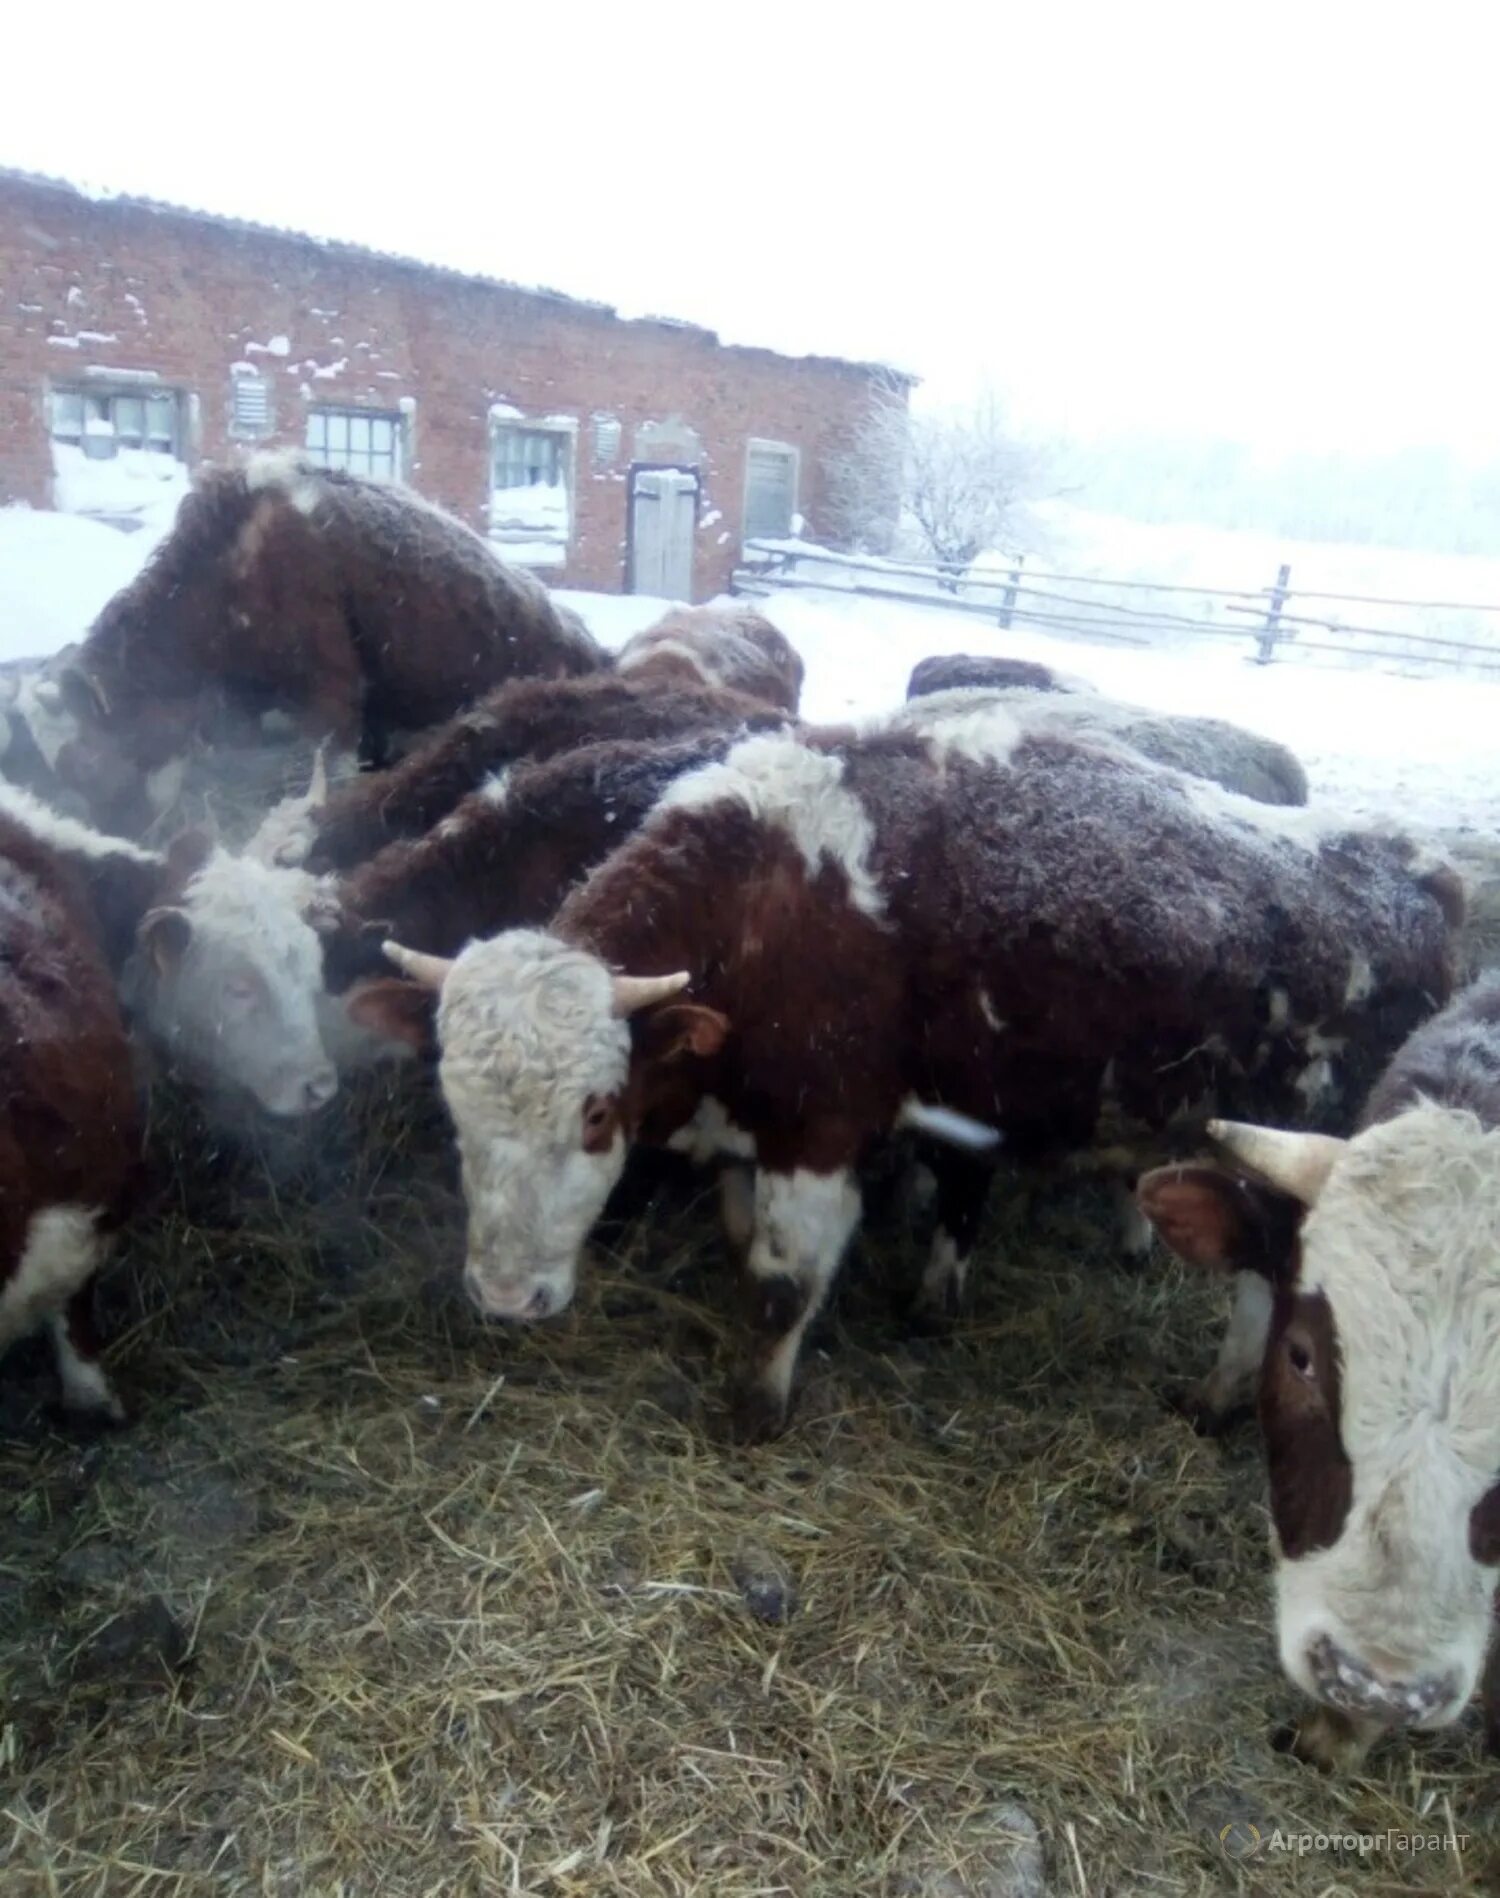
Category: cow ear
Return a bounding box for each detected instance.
[632,1003,730,1065]
[1137,1164,1302,1279]
[344,977,437,1053]
[139,907,193,976]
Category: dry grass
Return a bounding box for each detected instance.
[2,1068,1497,1898]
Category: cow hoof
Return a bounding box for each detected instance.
[729,1383,790,1446]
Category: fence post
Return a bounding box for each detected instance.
[1256,562,1292,663]
[998,555,1025,631]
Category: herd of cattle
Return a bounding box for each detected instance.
[3,449,1499,1776]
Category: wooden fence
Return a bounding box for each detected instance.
[733,541,1500,676]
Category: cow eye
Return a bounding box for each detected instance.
[1287,1338,1315,1379]
[224,975,258,1005]
[583,1100,611,1132]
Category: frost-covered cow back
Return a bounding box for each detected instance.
[37,454,606,834]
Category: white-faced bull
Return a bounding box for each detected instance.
[0,784,337,1120]
[1139,974,1500,1767]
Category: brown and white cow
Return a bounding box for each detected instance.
[615,604,805,715]
[321,733,746,995]
[278,635,800,876]
[1138,974,1500,1767]
[21,454,605,836]
[0,810,143,1419]
[360,711,1456,1440]
[0,784,336,1119]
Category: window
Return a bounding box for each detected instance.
[50,386,181,458]
[305,407,402,480]
[592,414,622,471]
[744,439,799,541]
[493,427,567,491]
[230,374,273,440]
[488,422,573,565]
[48,384,189,527]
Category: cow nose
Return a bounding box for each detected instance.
[1306,1634,1458,1725]
[302,1067,339,1111]
[464,1268,553,1322]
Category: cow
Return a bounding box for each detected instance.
[276,626,802,875]
[355,708,1457,1441]
[321,733,744,997]
[900,681,1310,807]
[0,784,337,1120]
[0,805,139,1421]
[1137,974,1500,1770]
[616,604,806,714]
[27,453,606,836]
[906,652,1080,698]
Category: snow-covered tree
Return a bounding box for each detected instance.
[829,386,1043,576]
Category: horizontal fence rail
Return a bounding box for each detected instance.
[735,540,1500,676]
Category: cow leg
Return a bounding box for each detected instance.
[1178,1269,1272,1434]
[734,1167,862,1443]
[1483,1615,1500,1756]
[914,1146,993,1322]
[718,1162,756,1267]
[48,1283,125,1424]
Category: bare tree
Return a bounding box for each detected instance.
[828,387,1043,582]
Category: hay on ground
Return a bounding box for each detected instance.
[1,1067,1496,1897]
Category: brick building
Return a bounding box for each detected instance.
[0,168,907,600]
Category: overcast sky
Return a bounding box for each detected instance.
[5,2,1495,454]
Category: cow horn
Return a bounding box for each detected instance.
[1207,1120,1345,1205]
[610,971,691,1017]
[306,739,329,809]
[383,940,456,991]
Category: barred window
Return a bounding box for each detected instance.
[230,374,273,439]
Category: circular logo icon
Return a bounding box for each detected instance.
[1220,1821,1263,1858]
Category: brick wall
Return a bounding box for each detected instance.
[0,172,904,599]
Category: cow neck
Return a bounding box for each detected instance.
[553,804,739,992]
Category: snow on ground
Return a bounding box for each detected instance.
[552,588,670,653]
[50,442,191,536]
[0,506,166,662]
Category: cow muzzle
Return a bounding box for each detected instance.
[1306,1634,1462,1727]
[463,1263,570,1323]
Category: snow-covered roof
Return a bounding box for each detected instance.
[0,167,917,387]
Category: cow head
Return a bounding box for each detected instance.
[1139,1105,1500,1735]
[128,836,339,1117]
[367,931,728,1320]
